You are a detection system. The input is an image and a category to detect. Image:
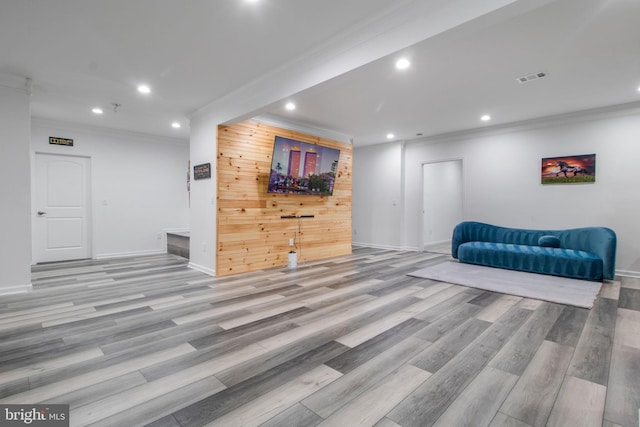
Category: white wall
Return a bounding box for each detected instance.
[31,119,189,259]
[355,104,640,275]
[352,141,403,248]
[188,113,217,275]
[423,160,463,245]
[0,85,32,294]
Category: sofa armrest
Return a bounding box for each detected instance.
[452,221,497,258]
[560,227,617,280]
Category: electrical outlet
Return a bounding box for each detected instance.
[202,243,207,252]
[289,238,294,246]
[157,233,162,240]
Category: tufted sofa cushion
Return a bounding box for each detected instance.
[457,241,603,281]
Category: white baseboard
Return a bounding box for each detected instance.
[352,242,420,252]
[424,239,451,247]
[616,269,640,278]
[95,249,166,260]
[0,282,33,296]
[188,262,216,277]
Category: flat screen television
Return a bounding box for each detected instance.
[268,136,341,195]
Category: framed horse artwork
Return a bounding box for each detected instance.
[541,153,596,184]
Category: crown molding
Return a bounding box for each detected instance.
[403,100,640,148]
[31,116,188,146]
[252,114,353,145]
[0,73,31,94]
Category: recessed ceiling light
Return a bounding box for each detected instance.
[395,58,411,70]
[481,115,491,122]
[637,85,640,92]
[91,107,103,114]
[386,133,395,140]
[285,102,296,111]
[137,84,151,94]
[171,122,181,129]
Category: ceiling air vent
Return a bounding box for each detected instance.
[517,71,547,83]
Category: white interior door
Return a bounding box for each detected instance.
[35,153,91,262]
[423,160,463,248]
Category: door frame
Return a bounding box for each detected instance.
[419,158,465,252]
[32,151,93,264]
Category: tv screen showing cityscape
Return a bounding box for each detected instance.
[267,136,341,195]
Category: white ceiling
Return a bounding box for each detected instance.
[1,0,639,146]
[274,0,640,145]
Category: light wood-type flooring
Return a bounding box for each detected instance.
[1,247,639,426]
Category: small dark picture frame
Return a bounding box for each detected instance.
[194,163,211,180]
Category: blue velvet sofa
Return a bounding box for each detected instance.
[452,221,616,281]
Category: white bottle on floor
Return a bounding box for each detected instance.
[288,251,297,269]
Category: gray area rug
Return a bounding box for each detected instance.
[409,261,603,308]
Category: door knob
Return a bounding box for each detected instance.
[37,211,46,216]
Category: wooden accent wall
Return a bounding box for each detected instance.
[216,120,352,276]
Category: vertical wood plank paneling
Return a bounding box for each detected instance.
[216,121,353,276]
